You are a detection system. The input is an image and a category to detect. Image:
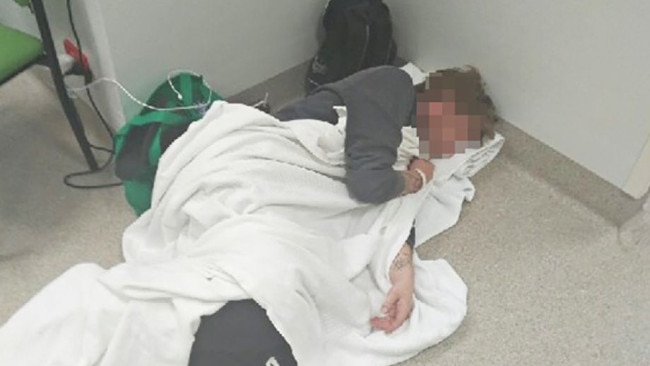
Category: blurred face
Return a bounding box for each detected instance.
[416,88,482,159]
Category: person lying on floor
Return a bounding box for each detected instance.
[273,65,497,333]
[189,65,497,366]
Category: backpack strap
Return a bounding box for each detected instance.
[125,110,187,127]
[364,0,395,68]
[148,97,192,168]
[343,3,372,76]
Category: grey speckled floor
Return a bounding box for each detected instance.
[1,71,649,366]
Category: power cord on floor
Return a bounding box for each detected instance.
[63,0,122,189]
[67,74,215,113]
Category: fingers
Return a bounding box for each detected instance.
[391,297,413,332]
[371,287,399,332]
[377,304,397,318]
[371,299,412,333]
[423,160,435,181]
[370,286,414,334]
[382,286,400,314]
[370,316,391,330]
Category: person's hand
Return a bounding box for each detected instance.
[408,158,435,183]
[400,170,422,195]
[371,244,415,333]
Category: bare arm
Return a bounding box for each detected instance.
[371,243,415,333]
[389,243,414,277]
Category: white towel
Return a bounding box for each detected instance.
[0,102,503,366]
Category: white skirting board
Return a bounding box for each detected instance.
[619,195,650,246]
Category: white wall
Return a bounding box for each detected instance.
[386,0,650,196]
[94,0,325,123]
[0,2,39,36]
[3,0,326,130]
[0,0,124,131]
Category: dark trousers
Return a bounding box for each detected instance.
[189,300,296,366]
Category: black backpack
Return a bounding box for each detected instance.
[306,0,397,91]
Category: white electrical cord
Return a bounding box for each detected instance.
[252,92,269,109]
[67,69,214,112]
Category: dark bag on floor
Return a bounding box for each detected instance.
[306,0,398,91]
[114,73,222,215]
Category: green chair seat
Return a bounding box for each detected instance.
[0,0,99,171]
[0,23,43,82]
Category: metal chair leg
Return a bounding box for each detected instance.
[31,0,99,171]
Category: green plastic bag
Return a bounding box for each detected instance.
[114,73,222,215]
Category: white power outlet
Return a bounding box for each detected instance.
[58,53,76,75]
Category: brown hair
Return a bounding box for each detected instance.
[417,66,498,141]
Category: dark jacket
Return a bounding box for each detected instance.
[274,66,416,204]
[317,66,416,203]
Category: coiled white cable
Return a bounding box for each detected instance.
[67,69,214,112]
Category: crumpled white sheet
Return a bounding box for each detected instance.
[0,101,503,366]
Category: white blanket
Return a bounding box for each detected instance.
[0,102,503,366]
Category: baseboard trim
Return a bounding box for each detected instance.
[228,61,311,113]
[497,120,646,225]
[623,134,650,199]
